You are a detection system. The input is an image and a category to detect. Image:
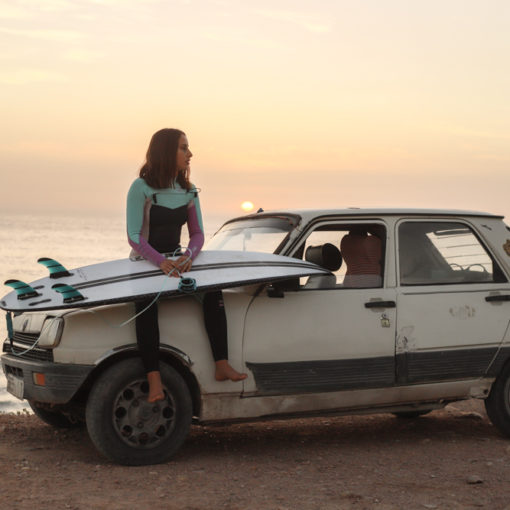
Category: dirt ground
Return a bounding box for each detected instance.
[1,400,510,510]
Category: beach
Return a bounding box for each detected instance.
[2,399,510,509]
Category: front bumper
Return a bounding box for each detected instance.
[1,354,94,404]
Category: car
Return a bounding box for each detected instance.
[3,208,510,465]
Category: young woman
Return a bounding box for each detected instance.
[127,128,247,402]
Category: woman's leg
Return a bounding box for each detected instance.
[135,300,164,402]
[203,291,247,382]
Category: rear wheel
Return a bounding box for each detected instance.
[485,361,510,438]
[86,358,192,465]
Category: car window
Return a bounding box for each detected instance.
[294,223,386,289]
[207,216,295,254]
[398,221,507,285]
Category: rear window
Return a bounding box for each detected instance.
[398,221,507,285]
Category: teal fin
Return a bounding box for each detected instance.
[38,257,71,279]
[52,283,85,304]
[4,279,40,300]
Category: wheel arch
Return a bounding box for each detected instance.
[486,346,510,383]
[74,345,202,418]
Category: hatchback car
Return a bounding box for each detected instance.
[3,208,510,465]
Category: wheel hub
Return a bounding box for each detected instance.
[112,379,176,449]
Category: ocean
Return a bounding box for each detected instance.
[0,210,226,413]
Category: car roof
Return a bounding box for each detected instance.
[231,208,504,223]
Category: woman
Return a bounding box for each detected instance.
[127,128,247,402]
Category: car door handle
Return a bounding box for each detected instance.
[485,295,510,302]
[364,301,396,308]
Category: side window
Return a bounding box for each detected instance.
[295,223,386,289]
[398,221,507,286]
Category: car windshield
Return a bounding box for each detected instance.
[206,215,297,254]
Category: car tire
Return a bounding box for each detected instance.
[393,410,432,419]
[86,358,192,466]
[485,361,510,438]
[29,401,84,428]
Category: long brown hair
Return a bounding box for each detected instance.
[139,128,191,190]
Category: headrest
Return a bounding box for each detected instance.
[305,243,342,271]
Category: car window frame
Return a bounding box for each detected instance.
[287,219,389,291]
[395,218,508,287]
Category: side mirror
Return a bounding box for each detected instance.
[266,278,299,298]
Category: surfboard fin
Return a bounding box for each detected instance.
[38,257,72,279]
[4,279,41,300]
[52,283,85,304]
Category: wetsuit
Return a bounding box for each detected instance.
[127,178,227,372]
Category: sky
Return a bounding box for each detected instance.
[0,0,509,221]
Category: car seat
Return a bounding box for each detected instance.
[341,232,382,288]
[304,243,342,289]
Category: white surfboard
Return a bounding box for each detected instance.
[1,250,330,312]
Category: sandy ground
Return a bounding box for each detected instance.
[1,400,510,510]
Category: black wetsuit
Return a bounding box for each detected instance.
[127,183,228,373]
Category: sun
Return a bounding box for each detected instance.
[241,201,254,212]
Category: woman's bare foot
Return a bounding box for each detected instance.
[215,360,248,382]
[147,370,165,402]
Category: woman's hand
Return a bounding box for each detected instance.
[175,254,192,273]
[159,259,181,277]
[159,255,192,277]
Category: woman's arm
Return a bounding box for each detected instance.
[126,179,165,267]
[186,198,205,260]
[174,193,205,273]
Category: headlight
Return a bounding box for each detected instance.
[38,317,64,348]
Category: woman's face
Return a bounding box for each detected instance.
[176,134,192,172]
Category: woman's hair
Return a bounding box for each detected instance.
[139,128,191,190]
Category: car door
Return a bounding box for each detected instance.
[395,219,510,385]
[242,220,397,400]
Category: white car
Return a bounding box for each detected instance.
[3,208,510,465]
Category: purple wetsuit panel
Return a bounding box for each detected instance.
[186,202,204,260]
[128,236,166,267]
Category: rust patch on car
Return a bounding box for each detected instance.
[504,240,510,256]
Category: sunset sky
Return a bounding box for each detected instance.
[1,0,509,221]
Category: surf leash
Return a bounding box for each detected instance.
[6,310,45,356]
[85,248,197,329]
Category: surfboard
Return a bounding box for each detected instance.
[1,250,330,312]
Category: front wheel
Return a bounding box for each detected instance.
[485,361,510,438]
[86,358,192,465]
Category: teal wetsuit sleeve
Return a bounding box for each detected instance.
[126,179,165,266]
[126,179,145,244]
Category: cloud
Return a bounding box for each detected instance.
[201,29,285,51]
[62,48,104,62]
[0,0,79,16]
[0,27,84,42]
[0,4,31,19]
[0,68,67,85]
[448,128,510,141]
[254,8,332,34]
[86,0,160,5]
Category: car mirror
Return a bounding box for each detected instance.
[267,278,299,298]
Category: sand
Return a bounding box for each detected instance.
[1,399,510,509]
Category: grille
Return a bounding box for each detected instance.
[2,332,54,362]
